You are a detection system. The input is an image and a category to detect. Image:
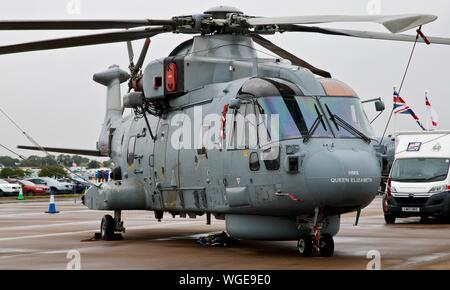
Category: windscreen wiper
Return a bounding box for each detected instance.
[394,178,427,182]
[303,104,327,143]
[324,104,339,131]
[324,104,371,144]
[425,174,448,181]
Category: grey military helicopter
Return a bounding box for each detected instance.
[4,6,450,256]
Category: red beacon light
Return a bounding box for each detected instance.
[165,62,177,92]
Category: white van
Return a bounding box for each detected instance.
[383,131,450,223]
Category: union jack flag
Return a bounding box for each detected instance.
[393,90,425,130]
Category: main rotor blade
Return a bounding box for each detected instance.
[0,19,175,30]
[134,38,151,75]
[251,34,331,78]
[247,14,437,33]
[0,27,170,55]
[17,145,102,157]
[281,24,450,45]
[126,41,134,64]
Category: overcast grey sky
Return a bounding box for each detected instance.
[0,0,449,159]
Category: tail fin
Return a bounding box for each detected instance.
[93,65,129,156]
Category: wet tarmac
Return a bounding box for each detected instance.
[0,196,448,269]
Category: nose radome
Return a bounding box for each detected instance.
[304,149,380,209]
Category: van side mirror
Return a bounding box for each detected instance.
[375,100,385,112]
[228,98,241,109]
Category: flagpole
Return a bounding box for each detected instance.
[393,86,397,135]
[425,91,429,131]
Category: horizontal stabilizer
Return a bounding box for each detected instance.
[17,145,102,157]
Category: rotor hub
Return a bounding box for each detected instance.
[204,6,243,19]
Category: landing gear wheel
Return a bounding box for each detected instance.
[384,213,396,224]
[297,235,313,257]
[319,234,334,257]
[101,214,115,241]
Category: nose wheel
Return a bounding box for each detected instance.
[100,214,115,240]
[297,234,334,257]
[100,210,125,241]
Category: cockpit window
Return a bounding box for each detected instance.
[256,96,332,141]
[257,96,301,139]
[319,96,375,138]
[229,95,374,145]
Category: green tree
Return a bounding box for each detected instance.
[39,165,67,178]
[20,155,57,167]
[87,160,101,169]
[0,156,20,167]
[102,159,114,168]
[72,155,90,167]
[56,154,73,167]
[18,155,40,167]
[0,167,26,178]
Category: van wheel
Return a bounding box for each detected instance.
[384,214,396,224]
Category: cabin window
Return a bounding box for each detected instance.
[127,136,136,165]
[262,145,280,171]
[149,154,154,167]
[249,152,260,171]
[228,102,257,150]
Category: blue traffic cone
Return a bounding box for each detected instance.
[45,192,59,214]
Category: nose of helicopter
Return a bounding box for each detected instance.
[303,148,380,210]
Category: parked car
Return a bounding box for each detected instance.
[0,179,21,197]
[6,179,50,196]
[27,177,73,194]
[58,177,90,193]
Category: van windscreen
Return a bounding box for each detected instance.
[391,158,450,182]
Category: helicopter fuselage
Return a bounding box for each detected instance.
[84,34,381,241]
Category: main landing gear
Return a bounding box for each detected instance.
[100,210,125,240]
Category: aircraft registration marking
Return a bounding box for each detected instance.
[330,178,373,183]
